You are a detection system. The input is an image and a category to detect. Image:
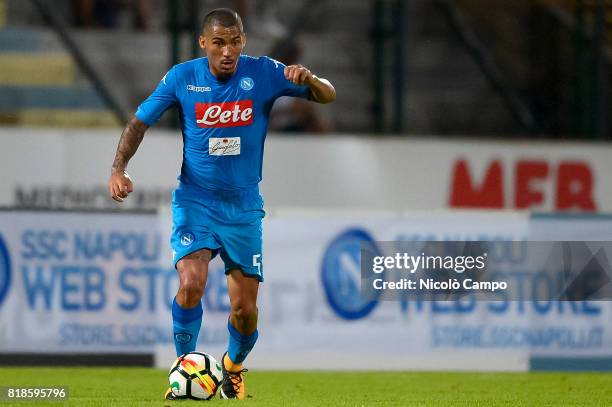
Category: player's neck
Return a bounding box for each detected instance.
[208,62,236,82]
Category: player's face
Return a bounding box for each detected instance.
[199,24,246,80]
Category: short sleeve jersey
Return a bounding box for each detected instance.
[136,55,310,191]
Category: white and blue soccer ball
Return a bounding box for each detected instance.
[168,352,223,400]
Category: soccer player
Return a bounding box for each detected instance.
[106,8,335,400]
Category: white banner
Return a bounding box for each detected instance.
[0,209,610,371]
[2,128,612,212]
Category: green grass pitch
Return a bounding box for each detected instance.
[0,368,611,406]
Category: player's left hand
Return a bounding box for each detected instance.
[284,64,314,86]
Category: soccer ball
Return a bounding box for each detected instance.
[168,352,223,400]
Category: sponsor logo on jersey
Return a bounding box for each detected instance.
[239,77,254,90]
[195,100,253,128]
[209,137,241,156]
[187,84,212,92]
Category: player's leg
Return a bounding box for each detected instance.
[215,190,264,399]
[220,269,259,400]
[172,249,211,357]
[170,185,222,357]
[165,248,212,401]
[226,269,259,364]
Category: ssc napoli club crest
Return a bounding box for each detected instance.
[239,77,254,91]
[321,228,380,320]
[180,232,194,247]
[175,333,192,344]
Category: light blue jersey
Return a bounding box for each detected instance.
[136,55,310,192]
[137,55,309,280]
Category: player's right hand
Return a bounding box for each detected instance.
[108,170,133,202]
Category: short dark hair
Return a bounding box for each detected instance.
[202,8,243,33]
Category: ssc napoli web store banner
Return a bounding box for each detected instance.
[0,209,610,371]
[0,210,247,356]
[0,210,175,353]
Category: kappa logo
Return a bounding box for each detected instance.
[239,77,254,91]
[187,84,212,92]
[195,100,253,128]
[180,232,194,247]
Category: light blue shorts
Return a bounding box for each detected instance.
[171,183,265,281]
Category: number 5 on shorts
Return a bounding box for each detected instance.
[252,254,261,274]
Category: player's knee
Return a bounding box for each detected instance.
[178,270,206,303]
[180,281,204,303]
[231,302,258,322]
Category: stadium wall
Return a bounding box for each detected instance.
[0,128,611,212]
[0,208,610,371]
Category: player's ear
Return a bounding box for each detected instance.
[241,33,246,49]
[198,35,206,51]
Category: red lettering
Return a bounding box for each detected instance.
[515,161,548,208]
[556,162,596,211]
[449,159,503,208]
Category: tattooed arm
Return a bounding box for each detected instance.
[107,116,149,202]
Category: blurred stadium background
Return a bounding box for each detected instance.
[0,0,611,402]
